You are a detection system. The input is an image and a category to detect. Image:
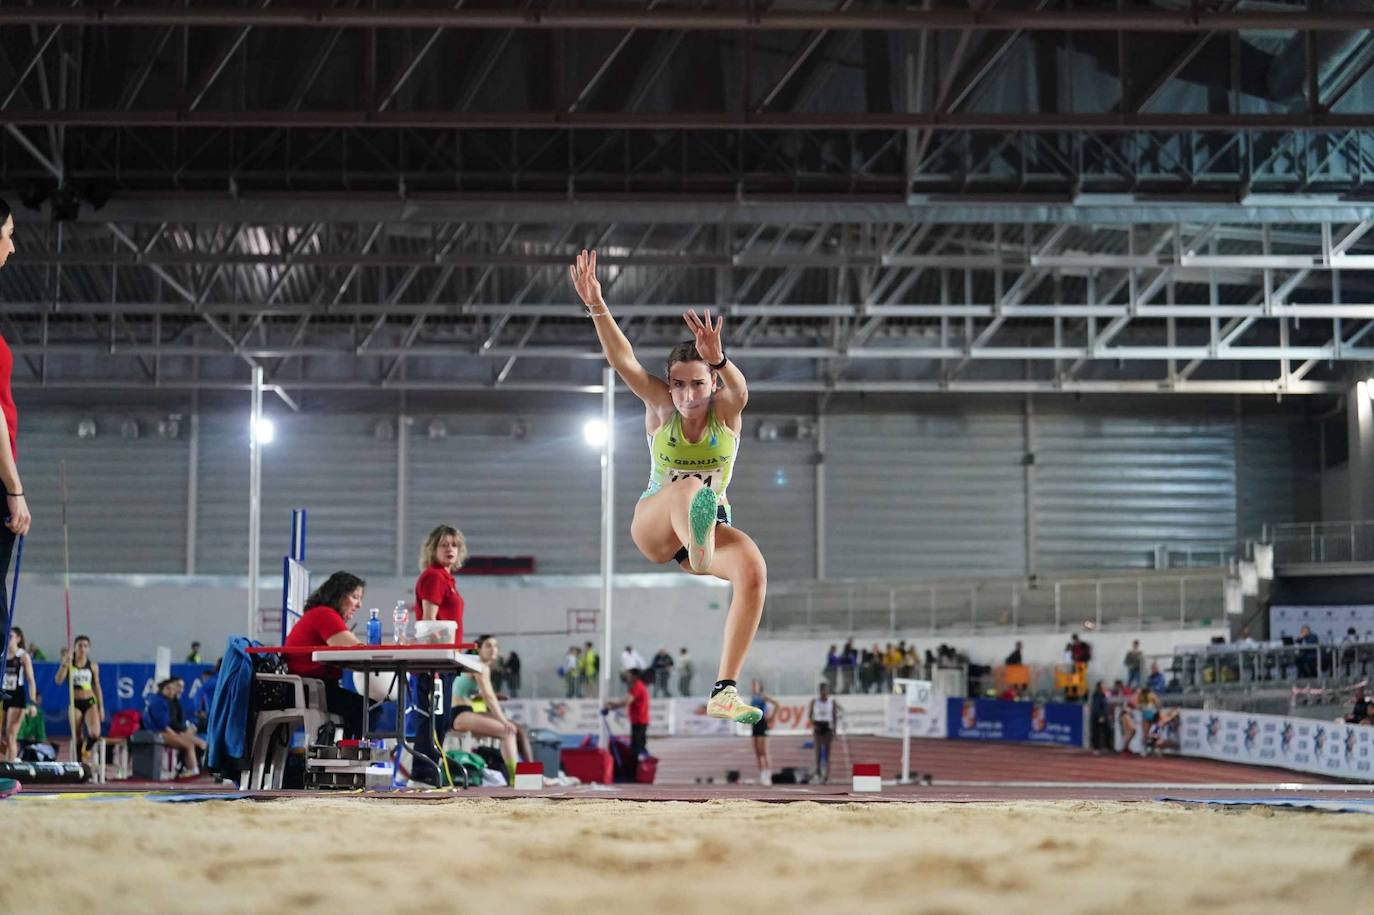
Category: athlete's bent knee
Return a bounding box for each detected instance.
[735,557,767,595]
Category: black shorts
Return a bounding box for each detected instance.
[751,720,768,738]
[452,704,474,718]
[672,504,732,565]
[813,722,833,737]
[74,697,96,714]
[2,693,27,712]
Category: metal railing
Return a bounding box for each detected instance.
[1161,639,1374,693]
[758,570,1228,636]
[1153,542,1240,570]
[1263,520,1374,565]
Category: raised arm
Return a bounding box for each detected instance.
[683,308,747,426]
[569,250,671,410]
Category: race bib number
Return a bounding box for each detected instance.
[667,468,715,490]
[2,672,17,691]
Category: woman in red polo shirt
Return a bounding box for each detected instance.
[410,525,467,784]
[0,200,33,710]
[415,524,466,637]
[283,571,369,738]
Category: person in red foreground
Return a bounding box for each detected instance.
[0,199,33,710]
[410,525,467,785]
[283,571,369,738]
[603,668,652,782]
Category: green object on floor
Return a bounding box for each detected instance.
[16,705,46,743]
[0,777,20,799]
[444,750,487,788]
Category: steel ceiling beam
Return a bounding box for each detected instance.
[3,7,1372,32]
[11,110,1374,130]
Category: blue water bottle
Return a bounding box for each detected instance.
[366,608,382,645]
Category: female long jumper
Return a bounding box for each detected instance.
[571,250,765,724]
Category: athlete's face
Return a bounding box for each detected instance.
[667,360,715,414]
[479,638,500,663]
[0,215,14,268]
[341,587,363,623]
[435,534,460,569]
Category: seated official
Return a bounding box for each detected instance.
[144,676,208,777]
[282,571,373,739]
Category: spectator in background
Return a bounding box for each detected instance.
[1341,627,1360,677]
[602,669,651,782]
[1346,686,1370,725]
[2,627,39,763]
[191,661,220,735]
[562,646,581,698]
[1090,681,1113,755]
[505,650,522,698]
[1124,640,1143,689]
[904,643,921,679]
[1005,641,1023,666]
[748,679,780,787]
[621,644,646,675]
[186,641,202,664]
[823,644,839,692]
[651,648,674,698]
[677,647,694,697]
[1146,662,1166,694]
[580,641,599,696]
[883,643,903,692]
[488,652,507,695]
[1297,625,1320,678]
[1117,688,1139,755]
[1070,634,1092,667]
[839,639,857,693]
[143,677,206,778]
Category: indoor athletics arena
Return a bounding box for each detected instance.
[4,3,1374,913]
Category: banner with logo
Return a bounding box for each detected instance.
[30,662,212,737]
[501,693,915,737]
[1179,709,1374,780]
[947,697,1085,747]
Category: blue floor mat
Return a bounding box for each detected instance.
[1160,796,1374,814]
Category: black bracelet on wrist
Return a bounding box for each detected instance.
[6,491,21,497]
[709,354,729,371]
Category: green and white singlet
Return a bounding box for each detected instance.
[640,408,739,520]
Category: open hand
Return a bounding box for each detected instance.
[683,308,724,365]
[568,249,605,310]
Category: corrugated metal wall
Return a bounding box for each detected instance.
[824,410,1029,578]
[197,414,398,576]
[1034,408,1237,571]
[1237,411,1321,541]
[9,400,1322,580]
[20,412,189,573]
[406,414,601,576]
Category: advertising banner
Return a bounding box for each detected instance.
[1179,709,1374,780]
[947,697,1085,747]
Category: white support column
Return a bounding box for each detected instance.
[396,413,409,577]
[1348,381,1374,521]
[247,366,263,640]
[598,368,616,711]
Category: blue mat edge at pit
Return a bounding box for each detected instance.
[1159,796,1374,814]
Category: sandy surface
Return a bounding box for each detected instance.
[4,796,1374,914]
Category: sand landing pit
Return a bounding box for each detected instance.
[5,796,1374,914]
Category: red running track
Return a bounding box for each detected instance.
[646,735,1340,785]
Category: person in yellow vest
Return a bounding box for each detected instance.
[579,641,599,697]
[571,250,765,725]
